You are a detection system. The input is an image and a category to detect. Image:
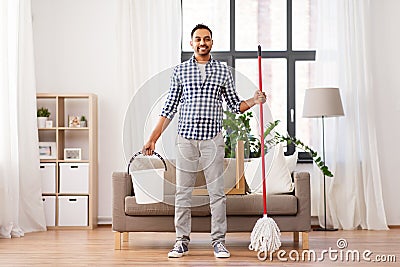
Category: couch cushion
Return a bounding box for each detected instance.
[125,193,297,217]
[125,195,211,216]
[245,144,295,195]
[226,194,297,216]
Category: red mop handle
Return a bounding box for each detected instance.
[258,45,267,215]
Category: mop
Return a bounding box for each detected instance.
[248,45,281,260]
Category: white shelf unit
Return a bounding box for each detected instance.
[37,93,98,229]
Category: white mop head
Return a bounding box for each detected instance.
[249,214,281,258]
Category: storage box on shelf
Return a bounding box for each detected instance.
[59,163,89,194]
[40,163,56,194]
[42,196,56,227]
[58,196,89,226]
[36,93,98,229]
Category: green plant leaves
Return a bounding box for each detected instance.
[222,110,334,177]
[264,121,334,177]
[223,111,256,158]
[37,107,50,117]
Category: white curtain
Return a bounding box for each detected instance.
[0,0,46,238]
[312,0,388,230]
[118,0,181,161]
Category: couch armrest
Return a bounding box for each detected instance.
[293,171,311,231]
[112,172,132,231]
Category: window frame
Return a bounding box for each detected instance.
[181,0,316,162]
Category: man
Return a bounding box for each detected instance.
[142,24,266,258]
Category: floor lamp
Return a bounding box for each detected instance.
[302,87,344,231]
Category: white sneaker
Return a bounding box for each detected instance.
[213,242,230,258]
[168,241,189,258]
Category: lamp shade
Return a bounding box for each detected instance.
[302,87,344,118]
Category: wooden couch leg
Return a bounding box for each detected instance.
[302,232,309,250]
[114,232,122,250]
[293,232,299,243]
[123,232,129,242]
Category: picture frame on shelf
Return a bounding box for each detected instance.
[68,115,81,127]
[64,148,82,161]
[45,120,53,128]
[39,142,57,159]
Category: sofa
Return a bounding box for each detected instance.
[112,152,311,250]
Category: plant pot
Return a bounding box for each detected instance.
[80,121,87,127]
[37,117,47,128]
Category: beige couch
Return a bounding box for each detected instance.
[112,155,311,250]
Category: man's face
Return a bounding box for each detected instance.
[190,28,213,57]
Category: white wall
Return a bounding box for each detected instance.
[32,0,400,225]
[370,0,400,225]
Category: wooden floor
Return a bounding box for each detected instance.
[0,226,398,266]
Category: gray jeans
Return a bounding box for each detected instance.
[174,133,226,246]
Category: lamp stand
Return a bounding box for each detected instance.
[314,116,338,232]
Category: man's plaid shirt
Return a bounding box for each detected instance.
[161,55,242,140]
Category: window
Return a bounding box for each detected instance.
[182,0,317,161]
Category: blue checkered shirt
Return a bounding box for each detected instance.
[161,55,242,140]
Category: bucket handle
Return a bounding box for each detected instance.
[127,151,167,175]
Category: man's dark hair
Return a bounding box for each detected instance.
[191,24,212,38]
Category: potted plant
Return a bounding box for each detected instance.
[222,111,260,159]
[223,110,332,177]
[37,107,51,128]
[80,115,87,127]
[222,111,263,192]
